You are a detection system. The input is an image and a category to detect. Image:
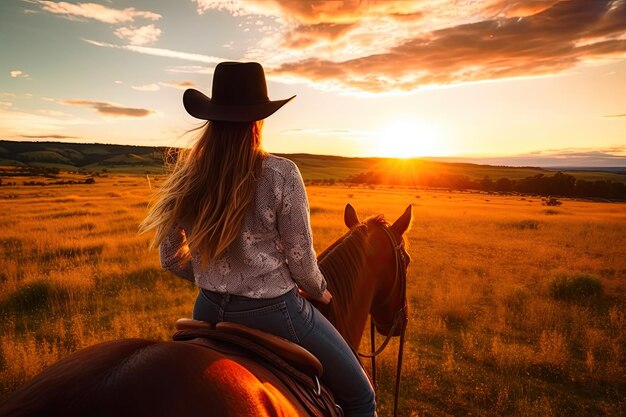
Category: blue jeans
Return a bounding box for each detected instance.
[193,287,376,417]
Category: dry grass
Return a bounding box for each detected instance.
[0,172,625,416]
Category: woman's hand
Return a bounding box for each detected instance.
[315,289,333,304]
[299,288,333,304]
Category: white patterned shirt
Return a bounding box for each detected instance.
[159,154,327,298]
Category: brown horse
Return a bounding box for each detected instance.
[0,203,411,417]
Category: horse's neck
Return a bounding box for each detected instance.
[327,283,373,350]
[317,230,375,350]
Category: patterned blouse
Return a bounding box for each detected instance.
[159,154,327,298]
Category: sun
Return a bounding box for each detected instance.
[373,119,447,158]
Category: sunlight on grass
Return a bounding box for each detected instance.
[0,172,624,416]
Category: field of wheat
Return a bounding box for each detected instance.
[0,171,624,416]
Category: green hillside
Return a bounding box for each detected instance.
[0,140,625,185]
[0,140,167,174]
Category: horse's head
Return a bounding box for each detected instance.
[344,203,411,337]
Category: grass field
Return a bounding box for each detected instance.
[0,171,624,416]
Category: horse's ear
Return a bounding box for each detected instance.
[390,205,412,239]
[344,203,360,229]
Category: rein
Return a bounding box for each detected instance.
[357,224,408,417]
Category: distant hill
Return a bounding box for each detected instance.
[0,140,165,174]
[1,140,625,184]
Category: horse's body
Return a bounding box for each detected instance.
[2,338,310,417]
[0,204,411,417]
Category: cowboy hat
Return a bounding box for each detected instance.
[183,62,295,122]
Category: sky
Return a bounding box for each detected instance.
[1,0,625,165]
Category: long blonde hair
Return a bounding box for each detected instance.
[141,120,265,266]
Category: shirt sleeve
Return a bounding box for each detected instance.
[159,225,195,283]
[276,160,327,297]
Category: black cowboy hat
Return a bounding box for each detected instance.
[183,62,295,122]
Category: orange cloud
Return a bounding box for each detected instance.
[60,99,154,118]
[482,0,560,18]
[282,22,356,49]
[131,83,161,92]
[159,80,197,90]
[270,1,626,92]
[199,0,426,23]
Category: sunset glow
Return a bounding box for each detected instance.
[374,120,447,158]
[0,1,625,165]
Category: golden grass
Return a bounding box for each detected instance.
[0,173,625,416]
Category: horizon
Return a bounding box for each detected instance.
[2,137,625,169]
[1,1,625,164]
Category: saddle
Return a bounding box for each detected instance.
[173,319,343,417]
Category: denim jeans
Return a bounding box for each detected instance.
[193,287,376,417]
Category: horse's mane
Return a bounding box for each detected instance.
[317,215,389,334]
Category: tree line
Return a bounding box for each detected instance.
[346,171,626,199]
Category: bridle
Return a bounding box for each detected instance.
[358,223,408,417]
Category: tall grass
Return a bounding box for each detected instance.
[0,172,625,416]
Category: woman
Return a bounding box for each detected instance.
[141,62,375,417]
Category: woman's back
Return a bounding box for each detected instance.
[160,154,326,299]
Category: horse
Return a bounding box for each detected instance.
[0,203,412,417]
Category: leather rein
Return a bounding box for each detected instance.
[358,224,408,417]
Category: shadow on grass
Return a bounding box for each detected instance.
[96,266,176,294]
[1,281,54,314]
[41,244,104,262]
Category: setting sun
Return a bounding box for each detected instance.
[372,119,447,158]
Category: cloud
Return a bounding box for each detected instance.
[21,134,80,139]
[114,24,161,46]
[0,101,12,107]
[482,0,560,18]
[548,148,625,156]
[603,113,626,118]
[83,39,225,64]
[528,145,626,157]
[269,1,626,92]
[10,70,30,79]
[26,0,161,24]
[59,99,154,118]
[38,109,71,117]
[131,83,161,92]
[159,80,197,89]
[192,0,268,16]
[194,1,626,93]
[27,1,163,52]
[129,81,199,93]
[282,22,357,49]
[434,145,626,167]
[166,65,214,74]
[0,107,98,139]
[194,0,425,22]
